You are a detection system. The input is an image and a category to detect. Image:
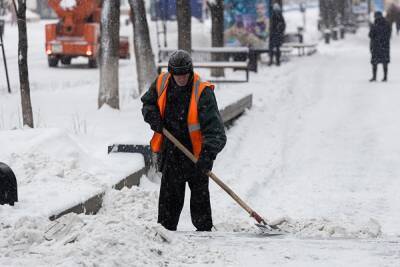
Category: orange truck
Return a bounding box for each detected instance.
[45,0,130,68]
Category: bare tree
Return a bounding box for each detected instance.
[337,0,353,26]
[99,0,120,109]
[320,0,343,29]
[0,0,6,15]
[12,0,33,128]
[128,0,157,95]
[207,0,224,77]
[176,0,191,52]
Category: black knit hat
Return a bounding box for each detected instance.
[168,50,193,75]
[374,11,383,19]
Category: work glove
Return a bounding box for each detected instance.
[195,153,214,174]
[149,113,163,133]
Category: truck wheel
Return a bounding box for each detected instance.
[88,58,98,68]
[61,57,71,65]
[48,56,59,67]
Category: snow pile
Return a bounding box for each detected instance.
[209,210,382,239]
[0,187,231,266]
[277,217,382,238]
[0,128,143,223]
[0,214,48,259]
[60,0,77,10]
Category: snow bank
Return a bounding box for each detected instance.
[0,128,143,224]
[0,187,230,266]
[277,217,382,238]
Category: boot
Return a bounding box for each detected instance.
[382,64,388,82]
[276,48,281,66]
[369,64,377,82]
[268,49,274,66]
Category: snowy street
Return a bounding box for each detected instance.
[1,5,400,267]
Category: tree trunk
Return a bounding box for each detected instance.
[336,0,345,25]
[319,0,333,29]
[328,0,337,28]
[343,0,353,25]
[0,0,6,16]
[128,0,157,96]
[13,0,33,128]
[208,0,224,77]
[176,0,191,52]
[99,0,120,109]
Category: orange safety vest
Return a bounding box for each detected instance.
[150,72,215,159]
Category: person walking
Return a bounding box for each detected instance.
[369,11,391,82]
[269,3,286,66]
[141,50,226,231]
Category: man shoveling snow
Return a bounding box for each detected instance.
[141,50,227,231]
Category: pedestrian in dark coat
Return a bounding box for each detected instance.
[369,11,391,82]
[269,3,286,66]
[141,50,226,232]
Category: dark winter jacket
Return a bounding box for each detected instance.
[369,17,391,64]
[141,73,226,170]
[269,11,286,47]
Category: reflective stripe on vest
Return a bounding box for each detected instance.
[188,123,201,132]
[158,73,169,97]
[150,72,214,158]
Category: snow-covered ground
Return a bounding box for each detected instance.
[1,7,400,266]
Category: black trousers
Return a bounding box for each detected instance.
[372,63,388,79]
[157,157,212,231]
[269,43,281,65]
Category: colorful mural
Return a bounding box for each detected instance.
[224,0,271,48]
[150,0,204,21]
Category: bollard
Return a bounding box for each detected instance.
[0,162,18,206]
[324,29,331,44]
[332,28,338,40]
[340,26,345,39]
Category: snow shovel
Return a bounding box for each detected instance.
[162,128,284,233]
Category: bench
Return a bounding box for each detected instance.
[282,42,318,56]
[157,47,251,82]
